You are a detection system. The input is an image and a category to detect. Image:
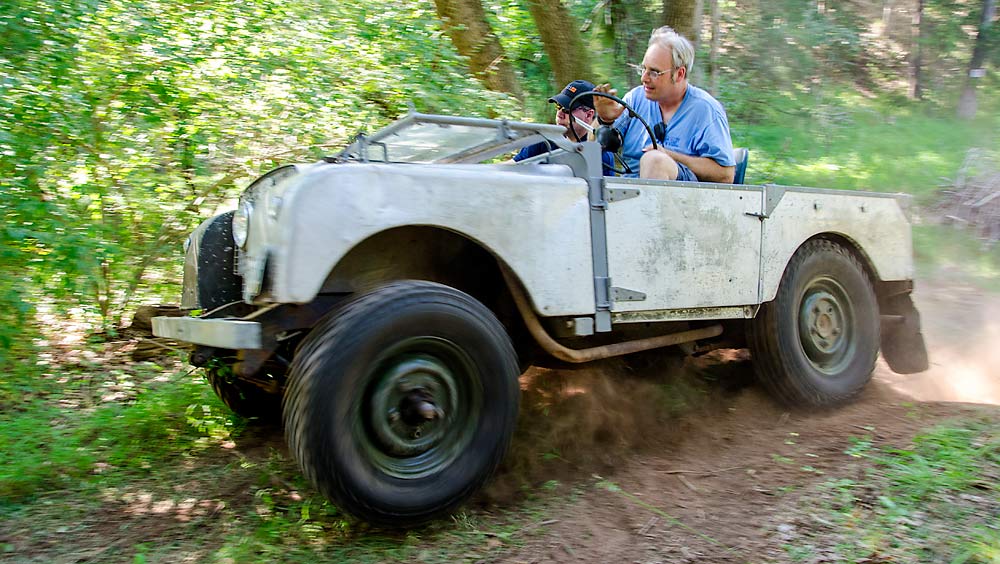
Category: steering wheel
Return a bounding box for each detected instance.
[566,90,658,176]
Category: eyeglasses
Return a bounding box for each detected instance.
[628,63,673,80]
[555,104,591,114]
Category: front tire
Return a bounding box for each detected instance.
[748,239,879,407]
[283,281,520,526]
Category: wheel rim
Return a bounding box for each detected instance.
[797,275,856,375]
[359,337,482,479]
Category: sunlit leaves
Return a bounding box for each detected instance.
[0,0,534,354]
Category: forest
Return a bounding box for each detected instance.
[2,0,999,561]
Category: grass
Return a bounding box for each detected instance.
[734,90,1000,202]
[787,417,1000,563]
[0,352,588,563]
[913,224,1000,290]
[0,363,230,504]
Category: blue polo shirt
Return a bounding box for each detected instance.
[514,141,617,176]
[612,84,735,179]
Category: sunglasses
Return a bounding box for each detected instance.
[555,104,592,114]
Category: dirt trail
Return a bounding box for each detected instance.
[492,278,1000,563]
[6,279,995,563]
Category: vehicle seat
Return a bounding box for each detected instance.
[733,148,749,184]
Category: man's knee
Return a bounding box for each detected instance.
[639,150,678,180]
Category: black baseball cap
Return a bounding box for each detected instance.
[548,80,595,110]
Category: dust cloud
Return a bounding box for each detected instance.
[482,352,747,503]
[880,280,1000,405]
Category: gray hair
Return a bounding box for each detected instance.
[648,26,695,73]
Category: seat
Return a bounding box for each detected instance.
[733,147,749,185]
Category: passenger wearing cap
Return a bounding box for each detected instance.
[513,80,615,175]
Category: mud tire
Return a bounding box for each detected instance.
[748,239,879,407]
[283,281,520,526]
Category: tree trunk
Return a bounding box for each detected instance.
[909,0,925,100]
[611,0,644,89]
[882,0,892,36]
[957,0,996,118]
[661,0,699,41]
[688,0,705,82]
[526,0,594,90]
[709,0,720,96]
[433,0,523,98]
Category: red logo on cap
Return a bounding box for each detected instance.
[568,87,577,93]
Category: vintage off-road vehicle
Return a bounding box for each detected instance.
[154,110,928,526]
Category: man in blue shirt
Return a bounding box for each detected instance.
[514,80,616,176]
[593,27,735,183]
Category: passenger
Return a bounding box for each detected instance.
[593,27,736,183]
[514,79,616,175]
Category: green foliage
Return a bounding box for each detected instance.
[0,368,223,503]
[734,90,1000,195]
[0,0,524,358]
[913,224,1000,289]
[791,418,1000,563]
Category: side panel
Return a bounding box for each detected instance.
[604,179,764,312]
[272,163,595,316]
[760,189,914,303]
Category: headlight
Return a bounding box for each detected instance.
[233,200,252,248]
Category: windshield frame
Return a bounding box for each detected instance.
[330,111,574,165]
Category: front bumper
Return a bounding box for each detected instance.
[152,317,263,349]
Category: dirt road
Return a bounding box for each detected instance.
[490,278,1000,563]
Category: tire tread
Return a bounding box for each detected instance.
[282,281,518,525]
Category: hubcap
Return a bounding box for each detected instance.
[370,355,456,458]
[798,277,855,375]
[360,337,481,479]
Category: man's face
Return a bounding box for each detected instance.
[639,43,686,103]
[555,104,594,140]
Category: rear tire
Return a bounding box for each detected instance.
[748,239,879,407]
[283,281,520,526]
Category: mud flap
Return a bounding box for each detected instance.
[880,293,929,374]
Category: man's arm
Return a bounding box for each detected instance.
[665,150,735,183]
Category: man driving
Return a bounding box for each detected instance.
[594,27,735,183]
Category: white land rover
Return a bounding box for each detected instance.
[154,110,928,526]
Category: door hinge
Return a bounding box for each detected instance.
[611,286,647,302]
[604,187,641,203]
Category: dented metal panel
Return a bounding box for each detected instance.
[255,162,595,316]
[759,189,913,303]
[603,178,765,312]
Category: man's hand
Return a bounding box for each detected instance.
[593,84,624,124]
